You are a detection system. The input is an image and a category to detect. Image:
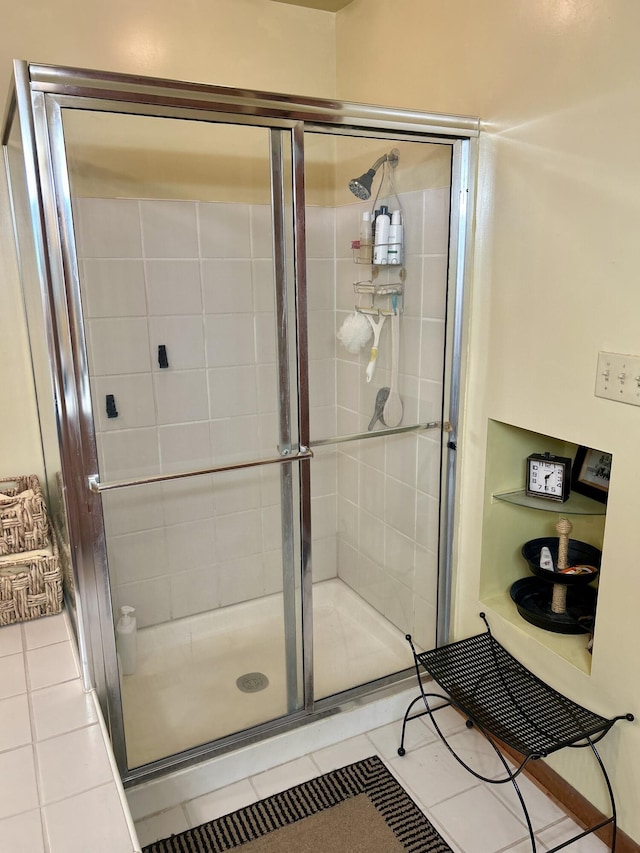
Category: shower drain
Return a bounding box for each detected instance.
[236,672,269,693]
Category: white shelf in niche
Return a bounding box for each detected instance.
[481,591,594,675]
[493,489,606,516]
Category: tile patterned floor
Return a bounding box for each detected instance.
[134,704,609,853]
[0,613,139,853]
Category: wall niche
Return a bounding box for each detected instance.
[479,419,610,674]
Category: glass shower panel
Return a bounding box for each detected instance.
[61,110,303,767]
[305,132,452,698]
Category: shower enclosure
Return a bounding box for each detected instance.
[2,61,477,783]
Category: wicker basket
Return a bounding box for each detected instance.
[0,534,62,626]
[0,475,51,557]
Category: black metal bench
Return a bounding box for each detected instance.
[398,613,633,853]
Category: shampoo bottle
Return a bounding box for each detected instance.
[373,205,390,264]
[116,605,137,676]
[388,210,403,265]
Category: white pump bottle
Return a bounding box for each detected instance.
[116,605,137,676]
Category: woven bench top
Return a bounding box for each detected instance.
[417,630,615,758]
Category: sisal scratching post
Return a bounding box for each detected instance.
[552,518,572,613]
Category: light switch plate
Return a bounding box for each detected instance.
[595,351,640,406]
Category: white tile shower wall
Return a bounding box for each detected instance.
[77,198,338,628]
[332,188,450,649]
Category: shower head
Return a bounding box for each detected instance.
[348,149,399,200]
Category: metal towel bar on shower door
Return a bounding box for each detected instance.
[87,447,314,493]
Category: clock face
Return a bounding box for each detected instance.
[528,460,565,497]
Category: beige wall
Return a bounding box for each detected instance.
[0,0,336,478]
[337,0,640,839]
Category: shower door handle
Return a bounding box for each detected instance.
[87,446,314,494]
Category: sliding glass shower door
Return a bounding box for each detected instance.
[4,61,476,783]
[55,109,310,768]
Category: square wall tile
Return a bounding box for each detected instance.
[170,565,219,619]
[252,259,275,313]
[386,433,417,487]
[113,577,171,628]
[162,476,215,525]
[217,555,264,607]
[250,204,274,259]
[80,259,146,318]
[311,536,337,582]
[100,427,160,481]
[420,319,445,382]
[307,259,335,311]
[146,259,202,315]
[421,254,448,320]
[423,186,451,255]
[159,422,212,471]
[213,469,261,516]
[384,526,416,589]
[208,366,257,418]
[87,318,151,376]
[399,190,425,258]
[92,374,156,432]
[154,370,209,424]
[308,310,336,361]
[305,206,334,259]
[205,314,256,367]
[165,519,215,572]
[102,483,164,536]
[385,477,416,540]
[215,510,262,562]
[210,416,260,464]
[201,259,253,313]
[140,200,198,258]
[199,202,251,258]
[149,316,205,370]
[76,198,142,259]
[254,313,277,363]
[106,528,169,585]
[416,492,440,552]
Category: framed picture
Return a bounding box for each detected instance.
[571,446,611,504]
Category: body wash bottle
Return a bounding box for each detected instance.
[373,205,390,264]
[388,210,403,265]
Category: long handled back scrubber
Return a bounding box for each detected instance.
[364,314,386,383]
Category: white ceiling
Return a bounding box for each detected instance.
[270,0,353,11]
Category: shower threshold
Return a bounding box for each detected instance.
[121,578,413,768]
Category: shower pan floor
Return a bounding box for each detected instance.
[121,579,413,768]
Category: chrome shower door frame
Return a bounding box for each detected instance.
[3,61,479,784]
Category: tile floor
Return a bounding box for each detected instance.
[133,702,609,853]
[0,612,140,853]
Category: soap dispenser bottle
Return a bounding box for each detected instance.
[116,605,137,676]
